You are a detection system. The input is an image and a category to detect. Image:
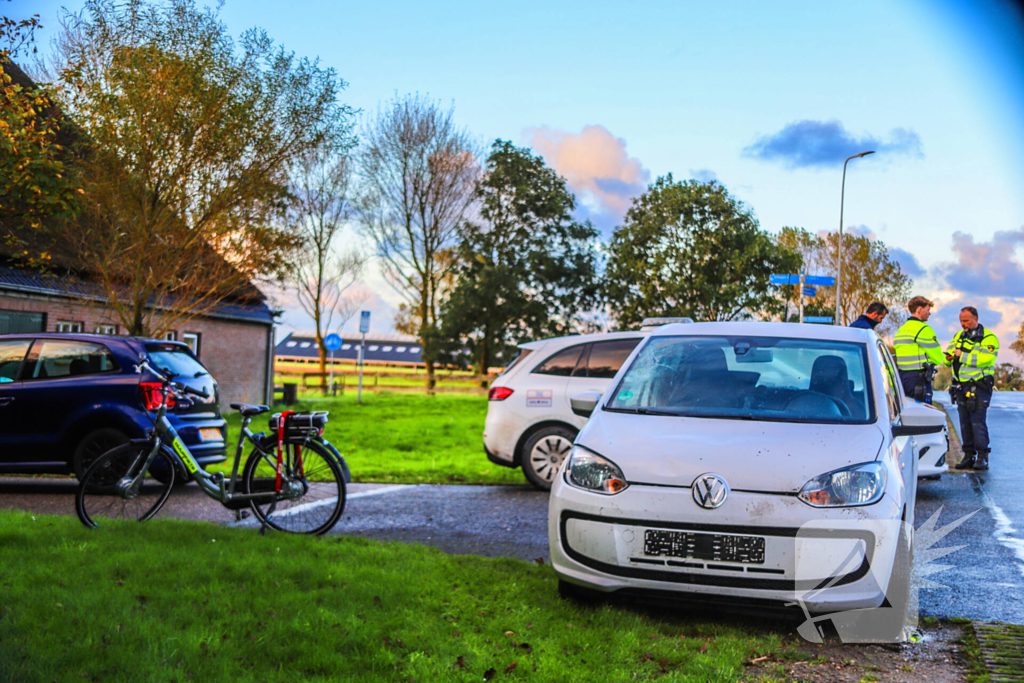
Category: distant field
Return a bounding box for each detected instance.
[218,392,524,486]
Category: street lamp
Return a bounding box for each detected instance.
[836,150,875,325]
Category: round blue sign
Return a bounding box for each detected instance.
[323,333,342,351]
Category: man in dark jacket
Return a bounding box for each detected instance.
[850,302,888,330]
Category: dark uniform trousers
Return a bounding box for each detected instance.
[957,384,993,457]
[899,370,933,405]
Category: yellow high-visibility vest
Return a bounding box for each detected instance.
[945,327,999,383]
[893,318,944,373]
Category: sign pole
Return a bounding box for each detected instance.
[799,272,805,324]
[357,333,365,404]
[329,348,335,394]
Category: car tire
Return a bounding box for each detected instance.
[521,426,576,491]
[72,428,129,480]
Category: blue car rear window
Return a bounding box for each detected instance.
[147,346,207,378]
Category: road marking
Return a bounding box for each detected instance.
[978,483,1024,579]
[238,484,409,521]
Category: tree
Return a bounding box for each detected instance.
[0,6,79,241]
[605,175,798,328]
[437,140,602,378]
[774,227,912,334]
[993,362,1024,391]
[356,94,479,392]
[289,145,365,391]
[47,0,353,336]
[1011,320,1024,360]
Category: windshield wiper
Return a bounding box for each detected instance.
[194,371,208,377]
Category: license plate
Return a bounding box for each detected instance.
[199,428,223,442]
[644,529,765,564]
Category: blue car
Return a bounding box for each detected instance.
[0,333,227,479]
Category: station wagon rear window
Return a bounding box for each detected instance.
[607,336,874,425]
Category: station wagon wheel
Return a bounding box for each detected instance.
[72,428,129,480]
[522,426,576,491]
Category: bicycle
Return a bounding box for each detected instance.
[75,358,346,535]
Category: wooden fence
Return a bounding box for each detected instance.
[275,369,496,395]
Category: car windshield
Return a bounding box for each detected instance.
[146,344,207,378]
[606,335,874,424]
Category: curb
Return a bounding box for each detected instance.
[972,621,1024,682]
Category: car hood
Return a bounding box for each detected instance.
[579,410,885,493]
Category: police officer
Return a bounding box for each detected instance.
[893,296,944,404]
[850,302,888,330]
[946,306,999,471]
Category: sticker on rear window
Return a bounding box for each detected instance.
[526,389,552,407]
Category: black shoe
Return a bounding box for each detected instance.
[974,453,989,471]
[955,456,975,470]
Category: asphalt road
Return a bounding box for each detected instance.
[3,390,1022,624]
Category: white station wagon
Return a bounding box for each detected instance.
[549,322,945,637]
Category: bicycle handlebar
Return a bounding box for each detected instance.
[135,359,210,399]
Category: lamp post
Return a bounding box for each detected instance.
[836,150,875,325]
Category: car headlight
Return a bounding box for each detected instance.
[798,462,887,507]
[565,446,629,495]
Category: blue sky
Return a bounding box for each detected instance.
[23,0,1024,353]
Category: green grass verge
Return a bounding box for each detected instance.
[0,511,788,682]
[218,392,524,486]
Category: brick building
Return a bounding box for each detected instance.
[0,266,277,405]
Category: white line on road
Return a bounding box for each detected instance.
[978,483,1024,579]
[236,484,409,521]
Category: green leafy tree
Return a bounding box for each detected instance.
[993,362,1024,391]
[46,0,353,336]
[1,5,79,242]
[437,140,602,377]
[1011,320,1024,360]
[605,175,798,328]
[774,227,912,334]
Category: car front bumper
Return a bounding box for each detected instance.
[548,474,905,614]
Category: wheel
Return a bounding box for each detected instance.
[242,440,346,535]
[72,428,129,480]
[76,443,174,528]
[521,426,576,491]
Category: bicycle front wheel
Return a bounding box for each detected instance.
[76,443,174,528]
[242,440,345,535]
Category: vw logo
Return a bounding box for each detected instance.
[692,473,730,509]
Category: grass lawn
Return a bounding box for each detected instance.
[0,511,789,682]
[217,392,525,486]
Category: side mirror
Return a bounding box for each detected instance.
[570,391,602,418]
[892,402,946,437]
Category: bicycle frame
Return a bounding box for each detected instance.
[128,363,296,508]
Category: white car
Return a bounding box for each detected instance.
[549,322,945,636]
[484,331,646,489]
[915,404,949,479]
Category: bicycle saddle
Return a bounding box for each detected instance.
[230,403,270,417]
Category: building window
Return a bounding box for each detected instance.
[55,321,83,333]
[0,310,45,334]
[286,341,297,347]
[182,332,201,356]
[94,324,118,336]
[164,331,176,341]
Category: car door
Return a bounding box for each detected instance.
[566,338,643,409]
[15,339,122,462]
[0,338,33,461]
[525,342,588,421]
[877,342,917,518]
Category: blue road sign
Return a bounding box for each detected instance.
[324,333,342,351]
[804,316,834,324]
[769,274,800,285]
[803,286,816,297]
[359,311,371,333]
[804,275,836,287]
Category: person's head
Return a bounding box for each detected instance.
[865,301,888,323]
[959,306,979,331]
[907,296,934,321]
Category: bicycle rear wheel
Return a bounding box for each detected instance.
[242,440,345,535]
[76,443,174,528]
